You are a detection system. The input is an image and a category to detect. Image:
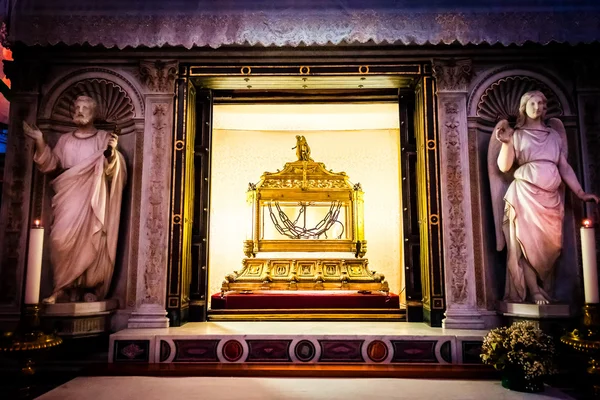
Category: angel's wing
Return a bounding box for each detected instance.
[547,118,567,159]
[488,120,514,251]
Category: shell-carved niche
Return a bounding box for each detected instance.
[51,79,135,134]
[476,76,562,132]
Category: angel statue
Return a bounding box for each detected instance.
[488,90,599,305]
[292,135,313,161]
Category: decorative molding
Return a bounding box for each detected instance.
[143,104,168,305]
[432,59,473,93]
[138,61,178,93]
[261,179,349,189]
[443,101,468,304]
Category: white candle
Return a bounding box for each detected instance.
[581,219,599,303]
[25,219,44,304]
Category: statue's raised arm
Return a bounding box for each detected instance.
[487,119,514,251]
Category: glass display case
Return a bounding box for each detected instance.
[221,136,388,294]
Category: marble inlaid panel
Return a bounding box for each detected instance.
[113,340,150,363]
[366,340,389,363]
[246,340,292,362]
[391,340,438,363]
[222,340,244,362]
[159,340,171,362]
[461,340,484,365]
[319,340,364,362]
[294,340,317,362]
[173,339,220,362]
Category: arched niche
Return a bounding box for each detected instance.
[468,66,582,309]
[34,68,145,312]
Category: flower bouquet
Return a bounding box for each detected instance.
[481,321,556,392]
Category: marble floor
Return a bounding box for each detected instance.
[36,376,573,400]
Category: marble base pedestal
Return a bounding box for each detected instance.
[499,302,572,318]
[42,299,119,337]
[127,304,169,329]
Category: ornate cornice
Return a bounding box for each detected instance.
[433,59,473,93]
[138,61,178,93]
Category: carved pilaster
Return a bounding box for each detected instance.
[0,94,38,321]
[433,59,484,329]
[443,101,469,304]
[128,61,178,328]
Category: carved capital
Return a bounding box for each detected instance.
[138,60,178,93]
[433,59,473,93]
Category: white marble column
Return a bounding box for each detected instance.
[433,59,485,329]
[128,61,178,328]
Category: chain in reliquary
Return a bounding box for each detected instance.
[268,201,344,239]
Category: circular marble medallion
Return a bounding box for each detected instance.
[294,340,316,362]
[222,340,244,362]
[367,340,388,363]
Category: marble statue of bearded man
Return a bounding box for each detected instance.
[23,95,127,303]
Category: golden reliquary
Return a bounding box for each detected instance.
[221,135,389,293]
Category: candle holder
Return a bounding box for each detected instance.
[0,303,62,375]
[561,303,600,396]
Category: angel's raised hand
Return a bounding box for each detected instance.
[22,121,43,142]
[495,125,514,144]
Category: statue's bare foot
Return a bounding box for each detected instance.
[532,292,550,305]
[83,292,98,302]
[69,290,79,302]
[42,289,65,304]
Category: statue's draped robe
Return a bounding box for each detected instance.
[503,128,563,302]
[34,130,127,299]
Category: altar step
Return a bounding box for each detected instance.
[208,307,405,321]
[208,290,404,321]
[109,322,487,366]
